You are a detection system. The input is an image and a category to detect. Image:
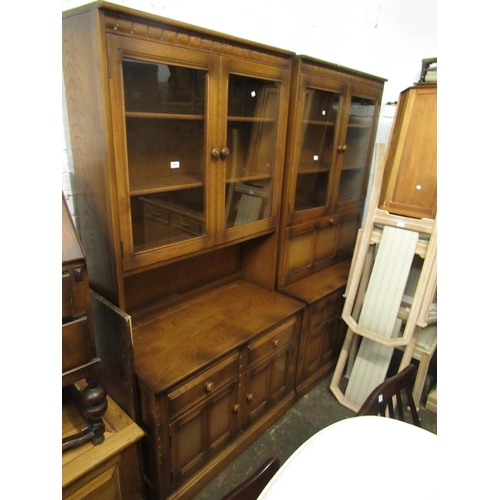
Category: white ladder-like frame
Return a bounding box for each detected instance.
[330,143,437,412]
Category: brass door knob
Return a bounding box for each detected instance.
[233,404,241,413]
[337,144,348,152]
[246,394,254,402]
[273,339,281,348]
[211,148,220,158]
[221,147,230,157]
[206,382,215,392]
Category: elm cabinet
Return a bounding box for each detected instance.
[277,57,385,395]
[63,3,299,499]
[379,84,437,219]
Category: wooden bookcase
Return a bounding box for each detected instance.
[63,3,302,499]
[277,56,385,397]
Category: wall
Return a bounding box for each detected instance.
[62,0,437,214]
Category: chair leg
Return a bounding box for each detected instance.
[412,351,431,409]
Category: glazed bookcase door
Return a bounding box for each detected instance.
[331,85,380,211]
[287,73,346,224]
[217,59,289,244]
[107,34,219,271]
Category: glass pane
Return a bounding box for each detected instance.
[122,59,207,252]
[293,89,341,212]
[225,75,279,229]
[338,96,376,203]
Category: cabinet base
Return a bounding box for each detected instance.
[161,391,296,500]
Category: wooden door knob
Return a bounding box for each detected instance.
[273,339,281,348]
[246,394,254,402]
[206,382,215,392]
[233,404,241,413]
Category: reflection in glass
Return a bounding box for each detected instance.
[225,75,279,229]
[338,97,376,203]
[293,89,341,212]
[121,59,207,251]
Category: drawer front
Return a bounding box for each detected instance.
[170,213,202,235]
[167,353,240,418]
[247,317,298,367]
[62,317,92,373]
[62,272,73,319]
[144,203,170,225]
[62,268,88,321]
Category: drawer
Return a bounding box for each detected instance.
[62,268,88,320]
[167,353,240,418]
[62,316,92,373]
[247,317,298,367]
[170,213,202,235]
[144,203,170,225]
[62,272,73,319]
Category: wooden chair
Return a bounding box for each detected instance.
[220,456,280,500]
[357,364,421,427]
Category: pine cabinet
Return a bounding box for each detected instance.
[379,84,437,219]
[277,57,385,395]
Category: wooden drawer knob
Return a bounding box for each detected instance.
[206,382,215,392]
[273,339,281,348]
[233,404,240,413]
[246,394,254,403]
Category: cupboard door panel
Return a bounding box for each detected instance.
[169,378,239,488]
[299,292,345,383]
[244,318,299,427]
[380,85,437,219]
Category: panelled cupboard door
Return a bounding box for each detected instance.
[107,34,290,271]
[285,63,382,225]
[168,376,240,489]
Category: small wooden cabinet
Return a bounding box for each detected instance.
[277,57,385,394]
[379,84,437,219]
[63,385,144,500]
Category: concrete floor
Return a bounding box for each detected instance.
[192,370,437,500]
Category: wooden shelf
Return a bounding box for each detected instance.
[297,166,329,175]
[126,111,203,121]
[129,174,204,196]
[228,116,276,123]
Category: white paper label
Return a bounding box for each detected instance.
[251,91,256,97]
[396,221,405,228]
[171,161,180,169]
[313,155,319,161]
[416,184,422,190]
